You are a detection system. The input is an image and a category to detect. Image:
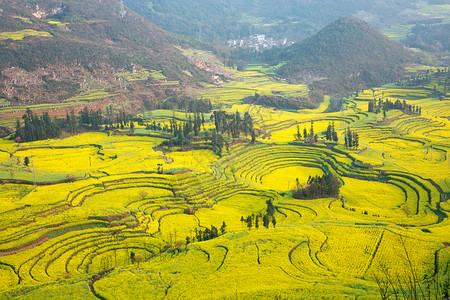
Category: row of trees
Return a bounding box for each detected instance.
[79,107,105,129]
[295,121,318,143]
[211,110,254,138]
[192,222,226,242]
[396,73,432,87]
[293,174,340,199]
[160,110,256,154]
[209,110,255,156]
[14,106,136,143]
[240,199,277,230]
[242,93,315,110]
[171,113,205,138]
[160,97,213,113]
[368,98,422,116]
[160,113,206,149]
[325,122,339,142]
[396,68,449,90]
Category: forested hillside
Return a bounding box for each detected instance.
[274,17,424,93]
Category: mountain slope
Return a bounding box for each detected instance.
[275,17,423,93]
[0,0,204,104]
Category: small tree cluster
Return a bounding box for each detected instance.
[296,121,318,143]
[344,127,359,149]
[208,110,255,156]
[211,110,254,138]
[263,199,277,228]
[129,251,144,268]
[15,108,60,142]
[368,98,421,116]
[325,122,338,142]
[195,226,218,241]
[160,114,205,149]
[293,174,340,199]
[79,106,103,129]
[146,120,166,132]
[241,200,277,230]
[211,130,225,156]
[159,97,212,113]
[241,213,260,230]
[0,125,12,138]
[194,221,226,242]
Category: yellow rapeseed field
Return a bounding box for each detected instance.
[0,66,449,299]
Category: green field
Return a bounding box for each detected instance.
[0,66,449,299]
[116,69,168,82]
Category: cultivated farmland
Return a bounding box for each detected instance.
[0,66,449,299]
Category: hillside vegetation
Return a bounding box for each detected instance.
[274,17,425,93]
[0,0,204,103]
[124,0,449,48]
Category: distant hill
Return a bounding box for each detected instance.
[0,0,204,104]
[275,17,425,93]
[123,0,442,43]
[404,23,450,52]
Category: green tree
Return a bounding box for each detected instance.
[263,214,270,228]
[326,122,332,140]
[353,131,359,149]
[246,216,252,230]
[266,199,275,216]
[220,221,226,234]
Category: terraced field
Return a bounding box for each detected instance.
[0,67,449,299]
[0,29,52,40]
[178,50,310,106]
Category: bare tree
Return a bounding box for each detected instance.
[374,235,449,299]
[139,190,149,200]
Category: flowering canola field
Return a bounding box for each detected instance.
[0,67,449,299]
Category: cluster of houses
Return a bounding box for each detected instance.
[227,34,290,52]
